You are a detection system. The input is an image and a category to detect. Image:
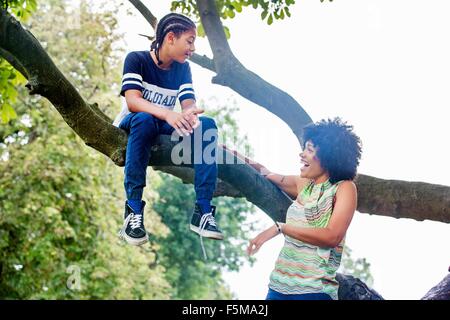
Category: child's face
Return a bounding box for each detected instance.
[167,28,196,63]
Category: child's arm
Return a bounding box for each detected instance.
[222,145,308,199]
[125,89,195,136]
[180,98,203,130]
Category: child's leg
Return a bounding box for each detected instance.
[119,112,160,210]
[157,116,218,208]
[191,116,218,213]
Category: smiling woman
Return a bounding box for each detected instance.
[232,117,362,300]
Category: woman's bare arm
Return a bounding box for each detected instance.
[221,145,308,198]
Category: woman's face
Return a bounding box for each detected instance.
[299,140,327,180]
[167,28,196,63]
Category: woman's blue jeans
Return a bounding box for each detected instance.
[266,288,333,300]
[119,112,218,202]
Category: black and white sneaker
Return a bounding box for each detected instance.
[190,204,224,259]
[190,204,224,240]
[118,201,148,246]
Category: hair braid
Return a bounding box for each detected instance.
[151,13,196,65]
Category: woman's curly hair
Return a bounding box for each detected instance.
[302,117,362,184]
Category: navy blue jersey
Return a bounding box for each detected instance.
[113,50,196,126]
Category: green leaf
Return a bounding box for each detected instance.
[285,6,291,17]
[197,23,205,38]
[1,103,17,124]
[232,1,243,12]
[223,25,231,39]
[267,14,273,25]
[261,10,268,20]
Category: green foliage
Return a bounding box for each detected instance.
[169,0,331,37]
[0,0,171,299]
[1,0,37,21]
[170,0,295,28]
[0,0,37,124]
[0,114,171,298]
[340,247,374,287]
[0,59,26,124]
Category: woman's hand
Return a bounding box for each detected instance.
[247,225,280,256]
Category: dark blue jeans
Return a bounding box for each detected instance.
[119,112,218,202]
[266,288,333,300]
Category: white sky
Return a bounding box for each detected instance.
[116,0,450,299]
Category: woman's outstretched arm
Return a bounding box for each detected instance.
[221,145,308,198]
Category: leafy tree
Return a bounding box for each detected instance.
[0,0,171,299]
[0,0,36,123]
[340,247,374,287]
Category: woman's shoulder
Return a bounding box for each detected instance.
[334,180,357,197]
[296,177,311,193]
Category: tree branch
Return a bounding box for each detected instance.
[128,0,157,29]
[0,9,127,165]
[0,47,28,77]
[196,0,313,142]
[190,52,215,72]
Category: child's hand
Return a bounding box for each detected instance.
[182,106,204,130]
[165,110,193,136]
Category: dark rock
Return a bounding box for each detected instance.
[421,274,450,300]
[337,273,384,300]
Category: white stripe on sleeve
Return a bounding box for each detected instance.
[122,80,143,87]
[177,90,195,98]
[179,83,194,91]
[122,73,143,81]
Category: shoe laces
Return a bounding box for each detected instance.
[118,213,143,240]
[124,213,142,230]
[198,212,215,260]
[128,213,143,229]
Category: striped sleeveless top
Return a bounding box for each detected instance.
[268,179,344,300]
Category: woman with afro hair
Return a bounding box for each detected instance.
[229,118,362,300]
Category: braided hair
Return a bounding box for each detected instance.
[151,13,196,66]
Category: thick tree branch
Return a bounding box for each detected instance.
[128,0,157,29]
[190,53,215,72]
[152,165,243,198]
[196,0,313,142]
[355,174,450,223]
[0,9,127,165]
[0,47,27,77]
